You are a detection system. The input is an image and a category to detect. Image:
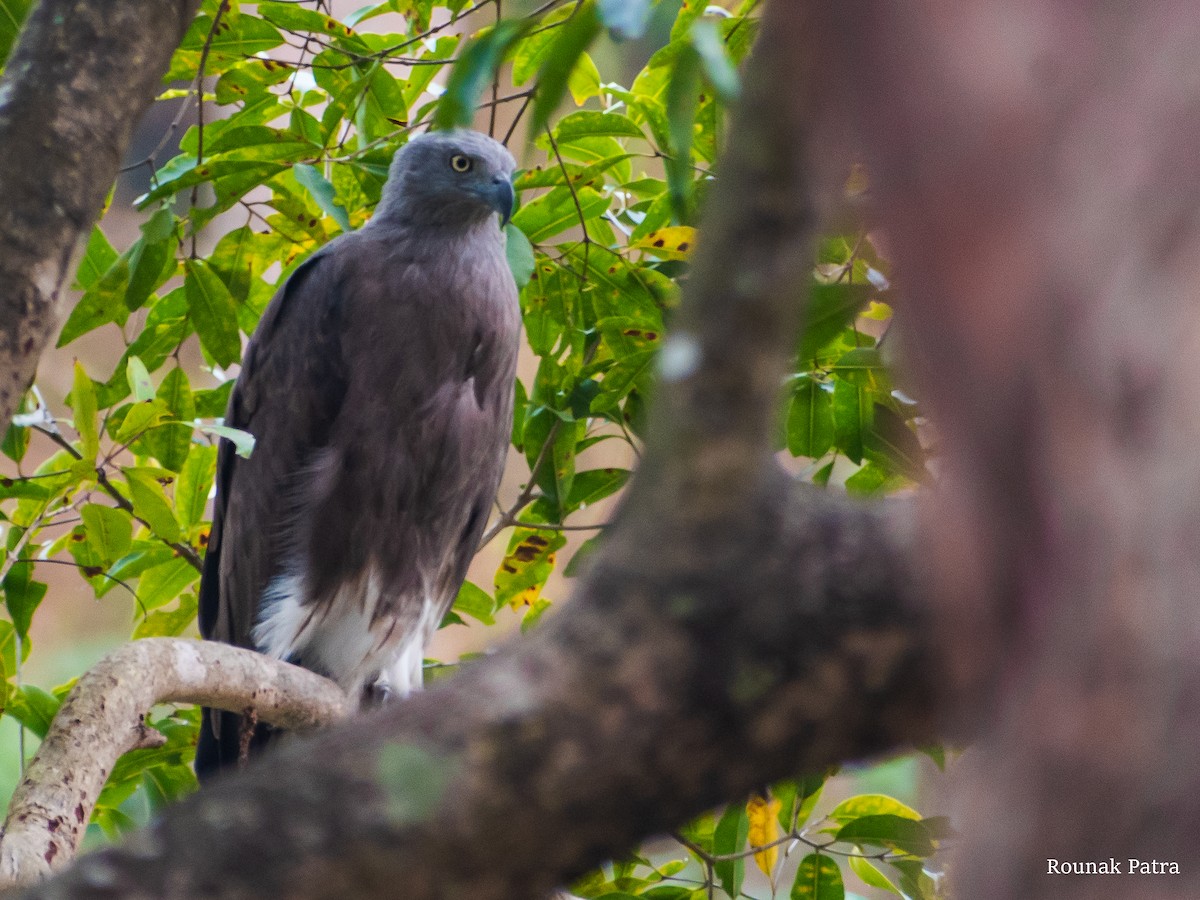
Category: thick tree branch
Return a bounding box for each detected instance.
[24,488,930,900]
[19,3,943,898]
[0,639,348,887]
[0,0,202,427]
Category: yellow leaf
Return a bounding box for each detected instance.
[747,794,782,879]
[631,226,697,260]
[495,528,563,610]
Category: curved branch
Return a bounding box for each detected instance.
[0,639,348,887]
[0,0,202,427]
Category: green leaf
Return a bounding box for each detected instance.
[142,757,199,811]
[354,63,409,143]
[169,13,285,81]
[97,287,192,408]
[207,225,284,308]
[81,504,133,565]
[790,854,844,900]
[505,223,535,290]
[141,367,196,473]
[799,284,872,361]
[58,255,131,346]
[133,591,199,637]
[216,57,293,105]
[844,462,891,496]
[713,803,749,898]
[529,2,603,139]
[520,596,552,631]
[788,378,834,459]
[512,185,610,243]
[865,404,926,482]
[434,18,533,130]
[114,399,172,446]
[566,468,628,509]
[105,542,177,597]
[124,229,178,313]
[3,561,46,641]
[826,794,922,824]
[664,45,702,222]
[73,224,119,291]
[831,347,888,391]
[136,558,199,612]
[126,356,155,402]
[689,20,740,103]
[520,256,571,356]
[176,444,217,529]
[669,0,706,40]
[70,361,99,461]
[834,815,936,857]
[196,423,255,458]
[848,856,902,895]
[193,382,234,419]
[553,110,646,142]
[294,163,352,233]
[257,1,365,42]
[184,259,241,368]
[0,0,32,68]
[0,619,19,680]
[832,380,870,465]
[773,772,827,832]
[888,859,937,900]
[2,420,28,463]
[495,527,565,609]
[451,581,496,626]
[567,51,601,105]
[122,467,183,543]
[139,157,288,207]
[7,685,60,740]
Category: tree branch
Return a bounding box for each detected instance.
[20,3,945,897]
[0,639,348,888]
[0,0,202,427]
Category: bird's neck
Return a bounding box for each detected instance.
[363,209,503,250]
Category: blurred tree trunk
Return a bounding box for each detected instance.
[824,2,1200,896]
[0,0,202,427]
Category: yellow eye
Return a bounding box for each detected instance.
[450,154,473,173]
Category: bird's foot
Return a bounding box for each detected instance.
[363,679,397,708]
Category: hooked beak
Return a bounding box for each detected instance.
[489,176,515,227]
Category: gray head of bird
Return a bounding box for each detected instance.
[375,129,517,230]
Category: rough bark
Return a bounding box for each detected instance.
[0,0,202,426]
[824,2,1200,897]
[20,487,930,900]
[11,3,943,898]
[0,640,348,888]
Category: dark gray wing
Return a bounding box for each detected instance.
[196,241,350,777]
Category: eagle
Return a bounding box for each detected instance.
[195,130,520,778]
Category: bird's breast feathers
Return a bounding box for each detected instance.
[254,566,441,698]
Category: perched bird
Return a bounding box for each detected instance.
[195,130,520,779]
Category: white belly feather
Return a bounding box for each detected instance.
[253,568,439,703]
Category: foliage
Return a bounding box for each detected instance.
[0,0,942,893]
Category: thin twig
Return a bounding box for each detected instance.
[189,0,233,259]
[31,424,203,571]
